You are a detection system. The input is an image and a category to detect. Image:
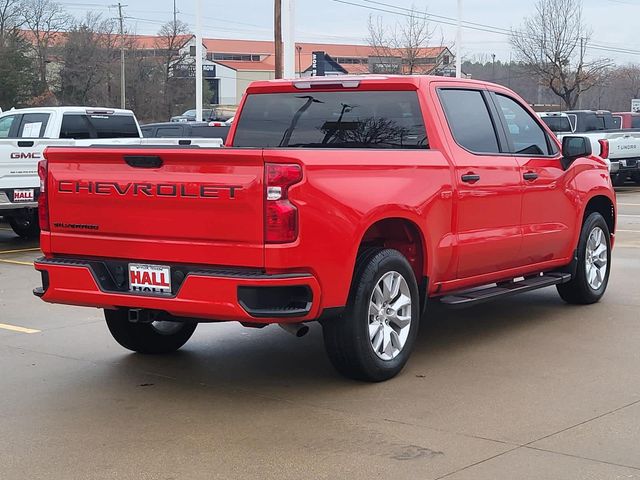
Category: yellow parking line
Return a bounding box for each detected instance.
[0,259,33,266]
[0,323,40,334]
[0,247,40,255]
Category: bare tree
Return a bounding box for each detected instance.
[511,0,611,109]
[367,6,447,75]
[155,18,191,117]
[0,0,22,47]
[58,14,119,105]
[22,0,72,93]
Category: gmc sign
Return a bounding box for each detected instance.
[10,152,42,160]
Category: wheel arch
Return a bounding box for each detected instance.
[583,195,615,235]
[354,216,429,313]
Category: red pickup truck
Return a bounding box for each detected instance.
[34,76,616,381]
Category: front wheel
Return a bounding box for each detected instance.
[105,309,197,354]
[322,249,420,382]
[557,212,611,305]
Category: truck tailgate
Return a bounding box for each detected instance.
[44,147,264,267]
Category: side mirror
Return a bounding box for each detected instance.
[562,136,592,168]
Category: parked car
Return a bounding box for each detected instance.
[0,107,224,238]
[170,109,218,123]
[141,122,231,143]
[34,75,615,382]
[0,107,141,238]
[558,110,640,184]
[613,112,640,130]
[538,112,574,134]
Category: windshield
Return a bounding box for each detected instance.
[233,90,428,149]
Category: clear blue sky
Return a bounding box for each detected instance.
[57,0,640,64]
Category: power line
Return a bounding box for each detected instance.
[330,0,640,57]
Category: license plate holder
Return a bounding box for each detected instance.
[128,263,172,295]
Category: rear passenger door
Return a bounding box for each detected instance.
[438,88,523,279]
[490,92,576,264]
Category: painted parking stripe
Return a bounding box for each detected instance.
[0,259,33,266]
[0,247,40,255]
[618,203,640,206]
[0,323,40,334]
[618,229,640,233]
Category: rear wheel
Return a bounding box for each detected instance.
[557,212,611,304]
[8,211,39,238]
[104,309,197,354]
[322,248,420,382]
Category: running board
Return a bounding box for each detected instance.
[439,272,572,308]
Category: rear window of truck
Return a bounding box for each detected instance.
[233,91,428,149]
[60,114,139,139]
[541,116,572,133]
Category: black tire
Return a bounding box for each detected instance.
[8,212,40,238]
[322,248,420,382]
[557,212,611,305]
[105,309,197,354]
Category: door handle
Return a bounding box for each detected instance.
[461,173,480,183]
[17,141,34,147]
[523,171,539,181]
[124,155,163,168]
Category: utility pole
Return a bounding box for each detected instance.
[274,0,283,79]
[491,53,496,81]
[113,2,127,109]
[173,0,177,26]
[578,36,585,109]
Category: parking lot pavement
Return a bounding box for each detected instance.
[1,187,640,480]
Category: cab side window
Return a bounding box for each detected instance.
[438,89,500,154]
[0,115,19,138]
[18,113,50,138]
[494,94,551,155]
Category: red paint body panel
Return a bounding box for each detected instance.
[35,75,617,322]
[34,262,321,323]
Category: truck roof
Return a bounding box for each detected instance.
[0,106,136,117]
[538,112,570,117]
[245,74,499,93]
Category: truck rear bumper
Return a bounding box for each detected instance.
[33,257,322,324]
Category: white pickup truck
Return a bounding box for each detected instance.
[539,111,640,185]
[0,107,222,237]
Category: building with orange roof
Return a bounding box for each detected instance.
[21,30,454,106]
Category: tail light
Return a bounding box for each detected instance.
[598,139,609,159]
[265,163,302,243]
[37,159,49,231]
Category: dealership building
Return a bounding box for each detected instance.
[167,36,455,106]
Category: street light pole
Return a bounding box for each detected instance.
[274,0,283,79]
[282,0,295,78]
[115,3,127,109]
[455,0,462,78]
[195,0,203,121]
